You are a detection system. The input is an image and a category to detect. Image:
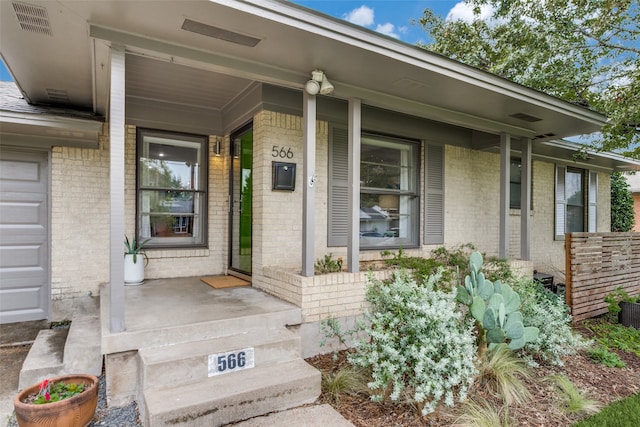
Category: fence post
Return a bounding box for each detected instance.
[565,233,572,309]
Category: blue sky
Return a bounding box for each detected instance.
[0,1,465,82]
[292,1,465,44]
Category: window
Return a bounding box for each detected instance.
[328,128,420,248]
[555,165,597,239]
[137,129,208,247]
[510,159,522,209]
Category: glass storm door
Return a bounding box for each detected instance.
[230,126,253,274]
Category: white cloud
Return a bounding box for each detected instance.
[446,1,495,22]
[376,22,400,39]
[344,5,374,27]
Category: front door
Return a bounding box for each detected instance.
[229,125,252,274]
[0,149,49,323]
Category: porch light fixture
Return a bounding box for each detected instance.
[305,69,334,95]
[214,137,221,157]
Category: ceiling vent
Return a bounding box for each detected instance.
[46,88,69,102]
[181,19,261,47]
[509,112,542,123]
[12,2,52,36]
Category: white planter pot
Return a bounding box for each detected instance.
[124,254,145,285]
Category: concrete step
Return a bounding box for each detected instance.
[62,314,102,376]
[18,329,66,389]
[101,307,303,354]
[143,359,321,427]
[19,314,103,390]
[138,328,301,391]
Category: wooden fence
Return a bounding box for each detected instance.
[565,232,640,321]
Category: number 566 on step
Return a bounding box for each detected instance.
[208,348,255,376]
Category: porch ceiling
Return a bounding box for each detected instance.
[0,0,606,141]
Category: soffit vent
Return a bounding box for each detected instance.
[46,88,69,102]
[509,112,542,123]
[12,2,52,36]
[181,19,261,47]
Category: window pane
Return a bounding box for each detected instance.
[566,205,584,233]
[139,191,204,241]
[510,182,521,209]
[360,194,417,247]
[361,140,414,191]
[141,138,202,190]
[566,170,583,206]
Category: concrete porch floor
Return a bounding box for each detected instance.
[100,277,303,354]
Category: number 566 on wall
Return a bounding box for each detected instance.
[208,347,255,377]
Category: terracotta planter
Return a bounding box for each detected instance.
[619,301,640,329]
[13,374,99,427]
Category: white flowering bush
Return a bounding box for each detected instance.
[512,279,589,366]
[348,269,478,415]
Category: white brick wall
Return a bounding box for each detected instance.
[49,111,612,311]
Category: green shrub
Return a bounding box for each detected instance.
[349,269,478,415]
[582,319,640,357]
[321,366,369,403]
[587,345,626,368]
[512,279,589,366]
[380,248,447,285]
[431,244,513,284]
[314,253,343,274]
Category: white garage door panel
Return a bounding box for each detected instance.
[0,150,49,324]
[0,245,46,268]
[0,287,45,310]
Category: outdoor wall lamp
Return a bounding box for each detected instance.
[214,137,221,156]
[305,69,334,95]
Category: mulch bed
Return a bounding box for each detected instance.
[306,321,640,426]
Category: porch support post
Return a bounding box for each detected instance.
[109,44,126,332]
[520,137,532,260]
[499,133,510,259]
[347,99,361,273]
[301,91,316,277]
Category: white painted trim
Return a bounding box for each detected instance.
[499,133,510,258]
[347,99,361,273]
[520,138,532,260]
[302,92,316,277]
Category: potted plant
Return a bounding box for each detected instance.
[604,287,640,329]
[13,374,99,427]
[124,235,150,285]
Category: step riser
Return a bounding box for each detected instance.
[140,336,301,390]
[146,370,320,427]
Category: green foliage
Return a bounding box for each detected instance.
[431,244,513,284]
[573,393,640,427]
[33,381,86,404]
[477,344,532,405]
[314,253,343,274]
[587,345,626,368]
[381,248,448,284]
[349,269,478,415]
[418,0,640,156]
[582,318,640,357]
[512,279,588,366]
[604,287,640,321]
[321,366,369,403]
[457,252,539,353]
[549,374,601,415]
[124,235,150,264]
[611,172,635,232]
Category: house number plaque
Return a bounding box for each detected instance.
[208,347,255,377]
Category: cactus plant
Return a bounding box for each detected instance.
[457,252,539,354]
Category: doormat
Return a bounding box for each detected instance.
[200,275,251,289]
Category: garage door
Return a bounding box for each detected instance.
[0,149,49,323]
